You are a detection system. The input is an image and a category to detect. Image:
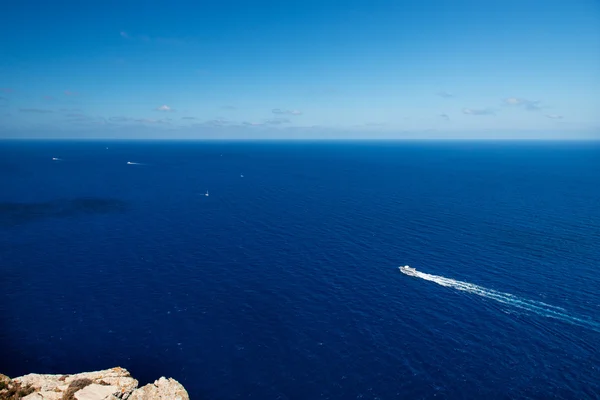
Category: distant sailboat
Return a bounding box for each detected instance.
[240,174,244,178]
[205,190,209,197]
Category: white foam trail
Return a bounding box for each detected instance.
[402,267,600,333]
[126,161,143,165]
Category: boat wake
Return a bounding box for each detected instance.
[400,266,600,333]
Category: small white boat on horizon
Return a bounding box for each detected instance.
[205,190,209,197]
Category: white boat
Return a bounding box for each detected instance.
[52,157,61,161]
[399,265,418,276]
[205,190,209,197]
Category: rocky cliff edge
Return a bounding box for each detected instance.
[0,367,188,400]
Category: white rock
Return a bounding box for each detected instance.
[14,367,137,396]
[74,383,119,400]
[22,393,45,400]
[128,377,189,400]
[5,368,188,400]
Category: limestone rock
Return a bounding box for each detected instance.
[3,367,188,400]
[23,393,46,400]
[13,367,137,399]
[128,377,189,400]
[0,373,36,399]
[74,383,119,400]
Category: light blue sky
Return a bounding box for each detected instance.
[1,0,599,139]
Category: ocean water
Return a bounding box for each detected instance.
[1,140,599,399]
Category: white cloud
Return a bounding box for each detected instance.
[135,118,168,124]
[503,97,541,111]
[204,119,229,126]
[109,116,132,122]
[504,97,522,105]
[463,108,495,116]
[272,108,302,115]
[155,105,174,112]
[264,118,291,125]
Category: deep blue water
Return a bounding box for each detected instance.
[1,140,599,399]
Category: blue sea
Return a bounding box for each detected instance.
[1,140,599,399]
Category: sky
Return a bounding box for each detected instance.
[0,0,599,139]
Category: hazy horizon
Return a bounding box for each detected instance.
[1,0,599,140]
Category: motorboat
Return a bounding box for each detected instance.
[399,265,418,276]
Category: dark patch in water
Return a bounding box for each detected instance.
[0,198,129,227]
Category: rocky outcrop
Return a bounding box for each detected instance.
[0,368,188,400]
[127,378,187,400]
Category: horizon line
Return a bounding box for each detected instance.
[1,138,599,142]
